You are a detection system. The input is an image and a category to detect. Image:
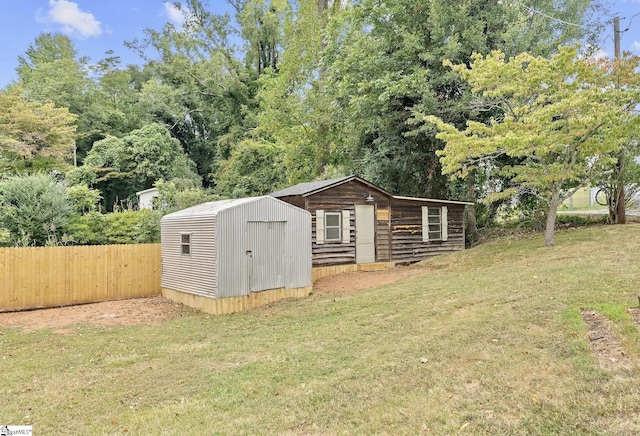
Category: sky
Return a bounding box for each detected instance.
[0,1,235,88]
[0,0,639,89]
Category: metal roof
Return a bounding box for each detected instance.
[161,196,265,220]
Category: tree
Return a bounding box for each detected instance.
[16,33,95,159]
[426,45,640,246]
[0,173,75,246]
[321,0,606,199]
[79,124,200,209]
[0,85,77,171]
[127,0,258,185]
[215,139,287,197]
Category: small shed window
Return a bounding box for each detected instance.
[325,212,341,241]
[180,233,191,255]
[422,206,448,242]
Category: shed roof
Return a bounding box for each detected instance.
[270,175,392,198]
[136,187,159,196]
[162,196,267,220]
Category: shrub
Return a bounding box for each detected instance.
[0,173,74,246]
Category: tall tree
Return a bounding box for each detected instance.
[322,0,607,198]
[0,85,77,172]
[250,0,346,183]
[16,33,98,160]
[127,0,257,185]
[426,46,640,246]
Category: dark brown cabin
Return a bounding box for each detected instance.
[271,176,472,266]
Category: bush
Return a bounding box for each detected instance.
[67,210,161,245]
[0,173,75,246]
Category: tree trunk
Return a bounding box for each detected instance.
[616,153,626,224]
[545,194,560,247]
[465,172,478,244]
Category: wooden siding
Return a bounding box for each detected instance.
[276,179,467,266]
[162,286,312,315]
[0,244,160,312]
[305,179,391,266]
[390,199,465,263]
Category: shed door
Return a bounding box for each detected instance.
[355,205,376,264]
[247,221,286,292]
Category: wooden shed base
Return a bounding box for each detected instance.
[162,286,313,315]
[311,262,395,282]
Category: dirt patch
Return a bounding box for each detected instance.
[313,265,425,293]
[580,309,631,371]
[0,296,194,333]
[0,266,425,333]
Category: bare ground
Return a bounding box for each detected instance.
[0,265,424,332]
[580,309,631,371]
[0,296,195,333]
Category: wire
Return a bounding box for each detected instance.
[513,1,585,28]
[620,12,640,33]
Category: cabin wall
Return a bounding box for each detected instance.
[390,200,465,263]
[305,180,391,266]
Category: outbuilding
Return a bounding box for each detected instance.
[160,196,312,314]
[271,176,472,271]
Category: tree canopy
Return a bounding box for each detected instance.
[426,45,640,246]
[0,0,624,244]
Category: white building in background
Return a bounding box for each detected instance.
[136,187,159,210]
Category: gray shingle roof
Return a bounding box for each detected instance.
[270,176,355,198]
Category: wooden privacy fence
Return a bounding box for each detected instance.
[0,244,161,312]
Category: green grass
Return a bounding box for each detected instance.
[3,225,640,434]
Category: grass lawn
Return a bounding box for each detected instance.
[2,224,640,434]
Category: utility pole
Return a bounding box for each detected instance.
[613,16,626,224]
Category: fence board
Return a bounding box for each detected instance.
[0,244,161,312]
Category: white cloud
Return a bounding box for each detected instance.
[582,44,610,60]
[633,41,640,52]
[592,47,610,60]
[41,0,102,38]
[164,2,186,27]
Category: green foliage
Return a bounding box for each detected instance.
[80,124,200,209]
[154,179,218,212]
[556,214,608,227]
[0,84,77,170]
[66,184,102,214]
[318,0,605,198]
[67,210,160,245]
[215,139,287,197]
[427,46,640,245]
[135,209,163,243]
[0,173,75,246]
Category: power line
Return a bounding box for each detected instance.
[513,1,585,28]
[619,12,640,33]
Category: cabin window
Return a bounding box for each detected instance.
[422,206,448,242]
[316,210,350,244]
[325,212,341,241]
[180,233,191,255]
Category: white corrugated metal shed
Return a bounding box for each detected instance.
[161,196,312,300]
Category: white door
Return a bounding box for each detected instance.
[355,205,375,264]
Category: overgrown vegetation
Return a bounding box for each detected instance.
[2,225,640,433]
[3,0,632,246]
